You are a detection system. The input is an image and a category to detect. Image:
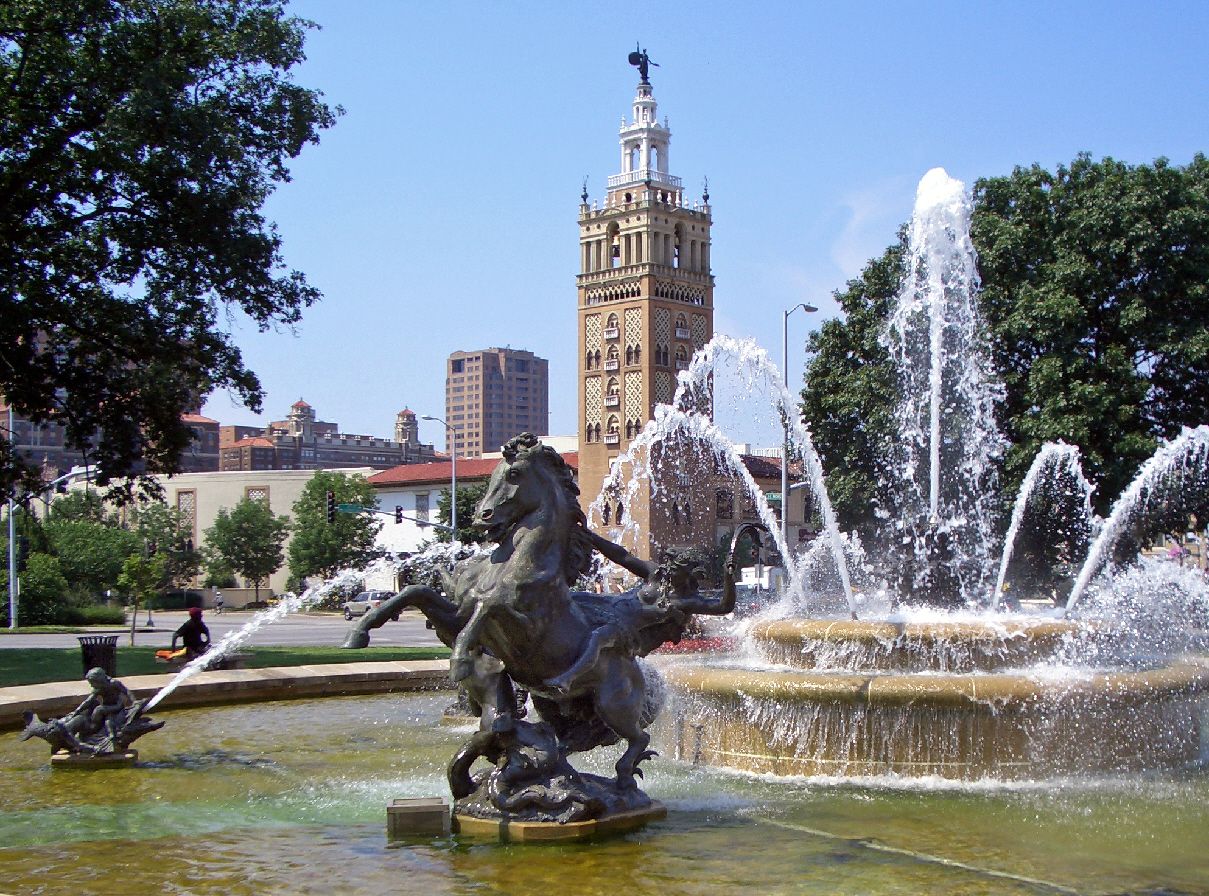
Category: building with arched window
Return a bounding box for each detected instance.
[577,58,715,561]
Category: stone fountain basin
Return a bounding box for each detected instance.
[748,617,1100,673]
[660,648,1209,780]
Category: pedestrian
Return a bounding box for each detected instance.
[214,589,224,614]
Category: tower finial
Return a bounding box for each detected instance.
[581,175,589,204]
[702,176,710,204]
[627,44,657,85]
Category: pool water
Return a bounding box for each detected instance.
[2,694,1206,895]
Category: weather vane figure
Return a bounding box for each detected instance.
[628,44,657,85]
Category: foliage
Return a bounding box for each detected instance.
[203,497,288,600]
[0,0,339,502]
[800,236,905,537]
[435,481,490,544]
[0,552,70,625]
[802,155,1209,544]
[47,490,112,524]
[43,516,140,598]
[129,502,200,589]
[287,471,382,583]
[117,552,166,607]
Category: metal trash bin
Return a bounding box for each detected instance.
[78,635,119,677]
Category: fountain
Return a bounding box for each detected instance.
[634,168,1209,780]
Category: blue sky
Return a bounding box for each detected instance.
[201,0,1208,453]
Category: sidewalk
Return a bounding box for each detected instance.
[0,659,453,731]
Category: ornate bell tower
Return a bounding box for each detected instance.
[577,49,714,560]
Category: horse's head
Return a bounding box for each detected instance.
[475,433,582,543]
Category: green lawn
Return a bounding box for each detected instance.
[0,646,450,688]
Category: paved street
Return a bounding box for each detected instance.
[0,608,444,650]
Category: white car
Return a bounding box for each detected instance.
[341,591,394,620]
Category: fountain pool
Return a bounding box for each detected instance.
[2,692,1207,895]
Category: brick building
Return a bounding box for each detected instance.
[219,400,437,472]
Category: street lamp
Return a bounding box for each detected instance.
[781,302,818,550]
[421,415,458,539]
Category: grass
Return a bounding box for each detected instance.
[0,645,451,688]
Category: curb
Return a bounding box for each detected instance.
[0,660,454,731]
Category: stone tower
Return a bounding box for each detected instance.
[577,54,714,561]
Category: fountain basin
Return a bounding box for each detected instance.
[749,618,1097,673]
[662,657,1209,779]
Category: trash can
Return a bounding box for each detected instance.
[78,635,119,677]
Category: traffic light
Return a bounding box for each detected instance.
[16,536,30,572]
[326,490,336,523]
[395,505,403,524]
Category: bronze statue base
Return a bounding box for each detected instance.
[453,802,666,843]
[51,750,138,769]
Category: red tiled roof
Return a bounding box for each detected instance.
[227,437,275,449]
[182,413,219,424]
[370,452,579,487]
[291,399,311,408]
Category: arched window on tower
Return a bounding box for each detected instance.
[634,344,642,364]
[606,345,619,368]
[593,423,602,443]
[602,502,612,525]
[593,349,601,369]
[628,146,638,172]
[585,350,594,370]
[617,502,625,523]
[606,312,619,331]
[675,346,688,369]
[625,345,633,365]
[651,146,660,171]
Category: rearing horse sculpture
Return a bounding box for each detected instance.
[347,433,736,816]
[451,432,656,788]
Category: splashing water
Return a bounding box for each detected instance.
[1065,425,1209,614]
[882,168,1006,605]
[144,558,401,711]
[589,334,857,616]
[991,442,1098,610]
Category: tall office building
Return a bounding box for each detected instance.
[577,55,716,560]
[445,348,549,458]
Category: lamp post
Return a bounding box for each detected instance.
[6,404,15,630]
[421,415,457,539]
[781,302,818,550]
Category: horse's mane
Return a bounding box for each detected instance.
[501,433,592,585]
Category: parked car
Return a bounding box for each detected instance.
[342,591,395,620]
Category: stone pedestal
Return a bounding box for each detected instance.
[50,750,138,769]
[453,802,667,843]
[386,798,450,838]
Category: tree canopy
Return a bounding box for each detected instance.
[287,471,381,585]
[203,496,288,600]
[802,154,1209,542]
[0,0,338,501]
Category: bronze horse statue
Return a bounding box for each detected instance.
[348,433,735,811]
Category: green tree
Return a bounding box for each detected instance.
[47,490,112,524]
[0,552,71,626]
[130,502,200,592]
[203,497,288,602]
[973,153,1209,505]
[435,482,489,544]
[117,551,166,645]
[44,517,140,598]
[287,471,381,584]
[0,0,339,502]
[802,154,1209,541]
